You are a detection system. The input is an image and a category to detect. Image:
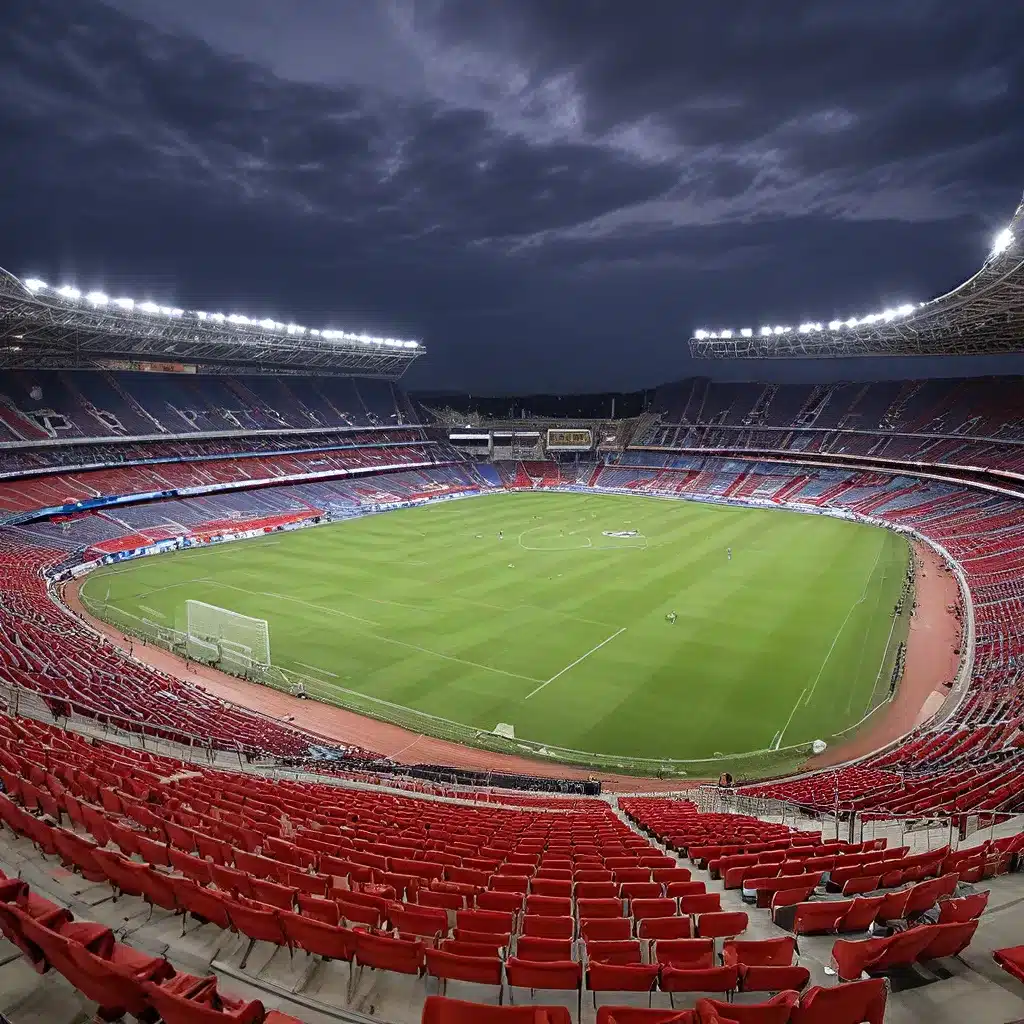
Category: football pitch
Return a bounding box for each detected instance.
[81,491,911,774]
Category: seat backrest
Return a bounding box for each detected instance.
[596,1008,695,1024]
[695,911,748,939]
[354,931,424,975]
[424,949,503,987]
[516,935,573,962]
[521,915,574,939]
[526,895,572,916]
[638,917,691,940]
[577,898,623,919]
[722,937,794,967]
[631,898,677,921]
[917,920,979,961]
[791,978,887,1024]
[580,917,632,942]
[506,957,582,991]
[586,939,643,965]
[937,892,989,924]
[143,980,265,1024]
[791,901,851,935]
[422,994,572,1024]
[837,896,885,932]
[279,910,355,960]
[695,992,798,1024]
[653,938,715,967]
[225,898,287,945]
[680,894,721,915]
[587,961,661,993]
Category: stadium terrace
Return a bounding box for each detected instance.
[2,206,1024,1024]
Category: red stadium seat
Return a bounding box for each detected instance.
[790,978,887,1024]
[422,995,571,1024]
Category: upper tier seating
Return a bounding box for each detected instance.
[0,371,411,442]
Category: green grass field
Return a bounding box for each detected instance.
[82,492,910,772]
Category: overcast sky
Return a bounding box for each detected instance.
[2,0,1022,392]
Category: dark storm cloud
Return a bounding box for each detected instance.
[1,0,1022,392]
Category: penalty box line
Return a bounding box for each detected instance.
[524,627,627,701]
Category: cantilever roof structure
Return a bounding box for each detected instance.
[690,193,1024,359]
[0,269,424,377]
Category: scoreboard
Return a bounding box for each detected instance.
[546,428,593,451]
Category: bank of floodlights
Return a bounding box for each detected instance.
[20,278,419,350]
[693,302,921,342]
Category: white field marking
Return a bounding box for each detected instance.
[207,581,380,628]
[368,633,543,684]
[847,555,893,716]
[524,627,627,701]
[390,735,426,760]
[801,543,885,711]
[518,527,592,552]
[775,688,808,749]
[138,605,166,620]
[295,661,339,678]
[239,570,614,629]
[865,602,901,717]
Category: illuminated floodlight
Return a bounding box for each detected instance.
[16,274,418,353]
[740,328,753,338]
[897,303,915,316]
[773,325,785,335]
[844,317,859,328]
[694,329,708,340]
[828,320,842,330]
[759,326,772,337]
[720,329,733,338]
[992,227,1013,255]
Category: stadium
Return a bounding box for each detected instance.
[0,193,1023,1024]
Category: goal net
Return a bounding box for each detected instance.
[185,601,271,671]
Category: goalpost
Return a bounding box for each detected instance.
[185,600,271,676]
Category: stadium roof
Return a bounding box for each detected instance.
[690,193,1024,359]
[0,269,423,377]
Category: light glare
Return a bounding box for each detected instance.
[992,227,1013,255]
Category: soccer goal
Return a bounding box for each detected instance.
[185,600,271,673]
